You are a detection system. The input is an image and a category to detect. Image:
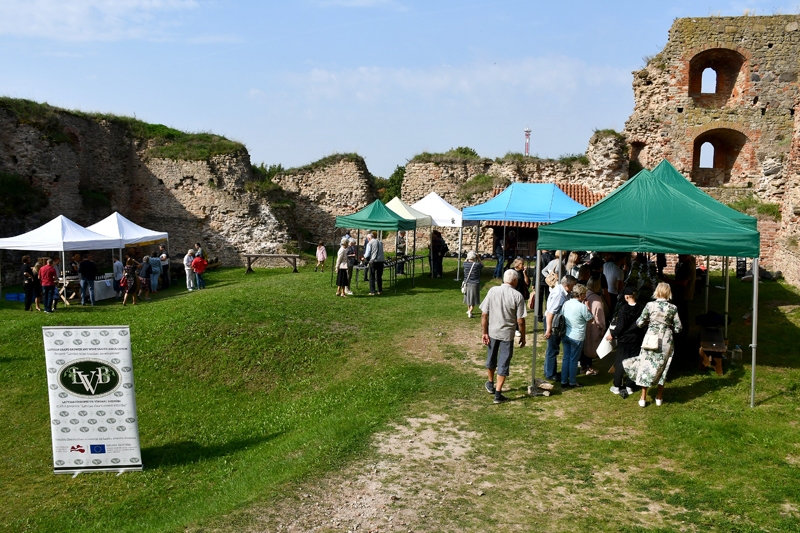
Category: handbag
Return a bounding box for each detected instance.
[552,311,566,337]
[461,262,477,294]
[641,333,659,350]
[545,270,559,288]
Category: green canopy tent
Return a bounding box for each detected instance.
[334,200,418,289]
[534,164,761,406]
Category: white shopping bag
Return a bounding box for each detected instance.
[596,326,616,359]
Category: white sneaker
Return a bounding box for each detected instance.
[655,398,663,406]
[345,289,353,295]
[467,311,473,318]
[609,386,620,395]
[638,399,646,408]
[625,387,634,395]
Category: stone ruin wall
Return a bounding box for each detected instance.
[400,132,629,253]
[0,108,291,285]
[624,15,800,283]
[271,158,376,245]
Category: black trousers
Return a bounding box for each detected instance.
[614,343,639,388]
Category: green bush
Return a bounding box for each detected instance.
[284,153,364,175]
[410,146,483,164]
[78,184,111,210]
[557,153,590,166]
[0,171,49,217]
[727,194,781,221]
[379,165,405,203]
[457,173,510,201]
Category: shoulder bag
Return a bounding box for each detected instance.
[545,270,559,288]
[461,262,477,294]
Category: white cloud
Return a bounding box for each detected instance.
[0,0,199,41]
[285,58,630,105]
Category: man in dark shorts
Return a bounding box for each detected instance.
[480,269,527,404]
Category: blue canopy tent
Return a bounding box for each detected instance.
[462,183,587,224]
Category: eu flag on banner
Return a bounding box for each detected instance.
[90,444,106,454]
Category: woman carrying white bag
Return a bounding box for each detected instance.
[620,283,682,407]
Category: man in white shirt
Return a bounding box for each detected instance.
[603,253,626,312]
[543,275,578,381]
[480,269,527,404]
[183,249,196,291]
[112,255,124,299]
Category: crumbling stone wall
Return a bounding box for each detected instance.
[271,157,376,244]
[401,132,629,250]
[0,107,290,285]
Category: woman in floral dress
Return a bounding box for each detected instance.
[623,282,682,407]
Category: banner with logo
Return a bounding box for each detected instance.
[43,326,142,474]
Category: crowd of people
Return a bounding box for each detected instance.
[17,241,210,310]
[478,250,693,407]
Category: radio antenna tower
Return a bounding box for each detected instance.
[524,127,531,156]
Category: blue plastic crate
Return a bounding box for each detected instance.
[3,294,15,301]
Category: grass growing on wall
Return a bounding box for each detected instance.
[727,194,782,221]
[410,146,483,164]
[0,97,244,161]
[457,173,510,201]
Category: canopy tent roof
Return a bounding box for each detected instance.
[410,192,479,227]
[0,215,122,252]
[86,212,169,248]
[650,160,758,230]
[537,167,760,257]
[462,183,586,224]
[335,200,417,231]
[385,197,433,228]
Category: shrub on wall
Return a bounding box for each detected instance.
[0,171,49,217]
[410,146,483,164]
[457,174,510,201]
[727,194,781,221]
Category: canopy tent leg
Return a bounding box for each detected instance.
[454,227,463,281]
[724,256,730,340]
[528,249,544,396]
[750,257,759,408]
[704,256,710,314]
[412,231,417,288]
[330,229,335,288]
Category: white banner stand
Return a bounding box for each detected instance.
[43,326,142,474]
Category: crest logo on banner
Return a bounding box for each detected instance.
[59,360,121,398]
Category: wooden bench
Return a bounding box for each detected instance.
[243,254,301,273]
[699,326,726,376]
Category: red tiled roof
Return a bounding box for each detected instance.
[485,183,605,228]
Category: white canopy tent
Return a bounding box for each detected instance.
[0,215,124,293]
[87,212,169,248]
[411,192,480,280]
[0,215,121,251]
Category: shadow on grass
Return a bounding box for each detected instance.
[142,431,284,468]
[661,366,746,404]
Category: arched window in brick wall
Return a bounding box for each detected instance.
[691,129,748,186]
[689,48,745,106]
[701,68,717,94]
[699,142,714,168]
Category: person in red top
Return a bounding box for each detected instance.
[191,255,208,290]
[39,259,58,313]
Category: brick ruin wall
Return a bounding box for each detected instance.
[0,108,291,285]
[624,15,800,283]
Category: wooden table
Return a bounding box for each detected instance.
[243,254,301,273]
[699,326,727,376]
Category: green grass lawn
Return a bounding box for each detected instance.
[1,260,799,532]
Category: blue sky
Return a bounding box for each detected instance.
[1,1,798,178]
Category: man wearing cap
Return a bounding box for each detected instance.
[607,286,645,398]
[480,269,527,404]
